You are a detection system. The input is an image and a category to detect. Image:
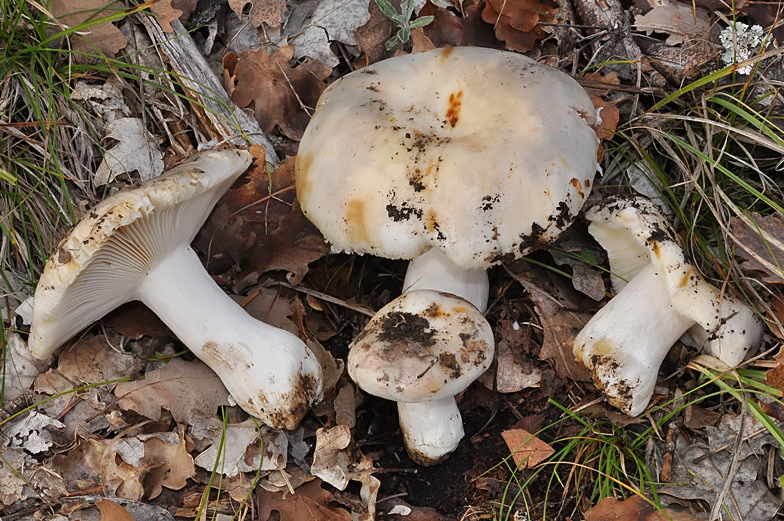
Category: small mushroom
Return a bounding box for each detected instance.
[296,46,600,312]
[348,290,494,465]
[30,149,323,430]
[574,196,764,416]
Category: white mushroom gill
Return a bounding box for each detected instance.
[30,149,324,430]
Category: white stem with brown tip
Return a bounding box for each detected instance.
[397,397,465,466]
[138,246,323,430]
[573,263,694,416]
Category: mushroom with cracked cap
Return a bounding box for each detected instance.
[296,46,601,312]
[573,195,764,416]
[348,289,494,466]
[29,149,323,430]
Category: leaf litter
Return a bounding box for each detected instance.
[7,0,784,518]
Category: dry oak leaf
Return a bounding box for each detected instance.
[481,0,559,52]
[113,358,230,424]
[584,495,701,521]
[97,499,134,521]
[634,0,712,46]
[419,1,503,50]
[229,0,286,27]
[195,156,330,291]
[55,335,143,385]
[150,0,183,33]
[766,345,784,392]
[501,427,554,469]
[353,0,395,66]
[731,212,784,286]
[50,0,128,57]
[506,262,592,381]
[257,479,352,521]
[224,46,331,141]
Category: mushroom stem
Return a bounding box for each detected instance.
[403,248,489,313]
[139,246,323,430]
[397,397,464,466]
[574,263,694,416]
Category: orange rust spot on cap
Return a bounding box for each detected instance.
[345,199,370,246]
[570,178,583,198]
[440,46,455,62]
[426,209,438,233]
[295,150,315,200]
[446,91,463,127]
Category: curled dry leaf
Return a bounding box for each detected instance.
[508,264,592,381]
[54,334,143,386]
[192,418,287,478]
[194,156,331,291]
[287,0,371,66]
[419,1,503,49]
[634,0,712,46]
[150,0,183,33]
[50,0,128,58]
[94,118,164,186]
[224,46,331,141]
[496,339,542,393]
[97,500,134,521]
[113,358,230,424]
[481,0,559,52]
[229,0,286,27]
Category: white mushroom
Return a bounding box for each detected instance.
[348,290,494,465]
[296,46,600,312]
[574,196,764,416]
[30,149,323,430]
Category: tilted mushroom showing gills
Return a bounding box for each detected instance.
[574,196,763,416]
[296,46,600,313]
[30,149,323,430]
[348,290,494,466]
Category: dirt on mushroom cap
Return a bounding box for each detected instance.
[296,47,600,270]
[348,290,494,403]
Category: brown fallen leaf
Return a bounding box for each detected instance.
[141,428,195,499]
[766,345,784,393]
[55,335,143,385]
[224,46,331,141]
[634,0,712,46]
[50,0,128,58]
[420,2,503,49]
[584,495,701,521]
[506,262,593,382]
[501,427,554,469]
[353,0,394,67]
[731,212,784,286]
[257,480,352,521]
[229,0,286,27]
[149,0,183,33]
[113,358,230,424]
[97,499,134,521]
[481,0,558,52]
[103,301,171,341]
[195,156,331,291]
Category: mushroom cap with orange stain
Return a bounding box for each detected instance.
[296,47,600,269]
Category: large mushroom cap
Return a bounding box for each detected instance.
[348,290,494,403]
[30,149,253,358]
[297,46,599,270]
